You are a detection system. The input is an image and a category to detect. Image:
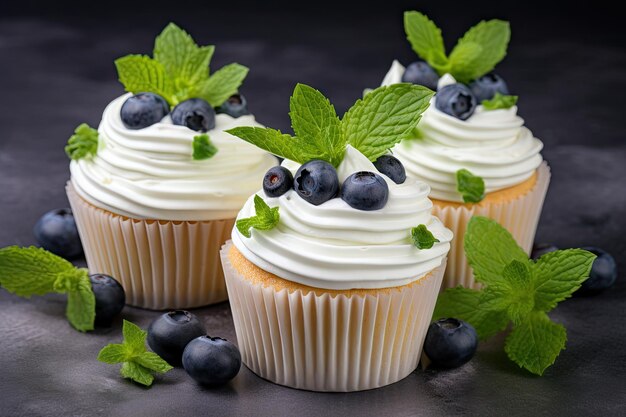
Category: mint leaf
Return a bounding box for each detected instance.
[65,271,96,332]
[123,319,149,356]
[0,246,75,296]
[121,362,154,387]
[135,351,173,373]
[236,195,280,238]
[481,260,534,324]
[192,134,218,160]
[456,168,485,203]
[194,63,249,107]
[97,344,129,363]
[65,123,99,161]
[289,83,344,167]
[482,93,518,110]
[448,41,483,77]
[226,126,319,164]
[505,311,567,375]
[115,55,174,104]
[404,11,449,73]
[411,224,439,249]
[464,216,528,286]
[532,249,596,312]
[449,19,511,83]
[342,84,434,161]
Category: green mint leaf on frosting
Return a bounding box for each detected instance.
[97,320,173,386]
[0,246,96,331]
[482,93,518,110]
[434,216,596,375]
[115,55,174,103]
[411,224,439,249]
[65,123,99,161]
[192,134,218,160]
[236,195,280,238]
[193,63,249,108]
[404,11,449,73]
[456,168,485,203]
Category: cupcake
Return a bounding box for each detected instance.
[65,24,276,309]
[221,83,452,391]
[379,11,550,289]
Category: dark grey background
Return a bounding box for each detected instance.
[1,1,625,416]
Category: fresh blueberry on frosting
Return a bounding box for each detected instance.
[373,154,406,184]
[263,166,294,197]
[294,160,339,206]
[120,92,169,130]
[435,84,477,120]
[469,73,509,102]
[171,98,216,132]
[216,94,250,118]
[401,60,439,91]
[341,171,389,211]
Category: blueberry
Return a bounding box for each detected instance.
[576,247,618,295]
[293,160,339,205]
[401,61,439,90]
[120,93,169,130]
[263,166,294,197]
[147,310,206,366]
[469,73,509,102]
[89,274,125,326]
[216,94,250,118]
[531,243,559,260]
[182,336,241,386]
[340,171,389,211]
[424,318,478,368]
[373,154,406,184]
[33,208,83,259]
[435,84,477,120]
[171,98,215,132]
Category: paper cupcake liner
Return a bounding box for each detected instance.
[67,182,234,310]
[220,241,446,392]
[432,162,551,290]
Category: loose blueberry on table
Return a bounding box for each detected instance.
[469,73,509,102]
[147,310,207,366]
[90,274,125,326]
[424,318,478,368]
[216,94,250,118]
[183,336,241,386]
[120,92,170,130]
[576,247,618,295]
[373,154,406,184]
[401,60,440,91]
[171,98,216,132]
[263,166,294,197]
[531,242,559,260]
[435,83,477,120]
[293,160,340,205]
[33,208,83,259]
[341,171,389,211]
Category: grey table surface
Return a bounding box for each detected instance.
[0,3,625,416]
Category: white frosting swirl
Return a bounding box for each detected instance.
[70,94,277,220]
[382,61,544,202]
[232,146,452,290]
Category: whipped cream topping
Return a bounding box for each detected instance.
[232,146,452,290]
[382,61,544,202]
[70,94,277,221]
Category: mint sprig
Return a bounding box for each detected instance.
[411,224,440,249]
[192,134,218,160]
[227,83,433,167]
[98,320,173,386]
[0,246,96,331]
[115,23,247,107]
[65,123,99,161]
[236,195,280,238]
[456,168,485,203]
[482,93,518,110]
[434,216,596,375]
[404,11,510,83]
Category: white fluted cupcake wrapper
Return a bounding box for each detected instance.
[433,162,551,290]
[221,241,446,392]
[67,182,234,310]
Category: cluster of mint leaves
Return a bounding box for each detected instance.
[115,23,248,108]
[434,216,596,375]
[65,124,99,161]
[482,92,519,110]
[192,134,218,160]
[456,168,486,203]
[404,11,510,83]
[227,83,434,168]
[0,246,96,331]
[236,195,280,238]
[411,224,439,249]
[98,320,172,386]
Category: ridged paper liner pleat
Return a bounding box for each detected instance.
[432,162,551,290]
[66,182,234,310]
[221,241,446,392]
